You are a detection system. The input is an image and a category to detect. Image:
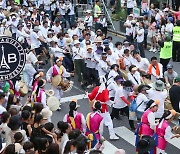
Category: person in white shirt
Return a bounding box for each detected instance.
[52,20,62,35]
[114,42,124,58]
[165,17,174,35]
[10,16,18,38]
[136,21,145,58]
[111,80,135,130]
[67,24,80,38]
[72,40,86,85]
[97,53,110,77]
[122,49,133,71]
[97,13,107,36]
[65,0,75,27]
[107,64,120,85]
[16,24,30,40]
[148,56,163,82]
[43,0,51,17]
[84,45,98,88]
[132,51,150,75]
[147,80,168,118]
[84,10,93,28]
[136,85,149,119]
[107,75,123,102]
[124,14,133,43]
[105,47,119,66]
[40,21,49,39]
[126,0,136,15]
[46,57,74,106]
[127,65,141,86]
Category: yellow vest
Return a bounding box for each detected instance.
[160,41,172,59]
[173,26,180,42]
[94,4,101,18]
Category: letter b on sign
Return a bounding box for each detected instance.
[8,54,17,63]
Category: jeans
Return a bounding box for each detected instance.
[136,110,144,120]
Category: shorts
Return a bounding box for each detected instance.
[148,30,156,38]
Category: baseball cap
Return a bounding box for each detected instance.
[167,64,173,69]
[174,77,180,83]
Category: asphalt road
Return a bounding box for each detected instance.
[23,32,180,154]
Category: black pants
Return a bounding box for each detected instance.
[138,42,145,58]
[86,67,97,85]
[126,35,133,43]
[110,106,135,129]
[172,41,180,62]
[74,59,86,82]
[144,33,148,49]
[160,58,171,73]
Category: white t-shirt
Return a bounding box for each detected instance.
[30,31,41,48]
[136,93,149,112]
[85,52,96,69]
[147,89,168,118]
[125,20,133,36]
[165,23,174,33]
[137,28,144,43]
[52,25,62,35]
[114,48,124,58]
[107,70,119,85]
[127,71,141,86]
[106,53,119,65]
[97,60,109,76]
[50,46,65,58]
[107,81,119,98]
[134,58,150,73]
[113,86,132,109]
[127,0,136,8]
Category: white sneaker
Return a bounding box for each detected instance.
[149,47,153,52]
[110,135,119,140]
[153,48,157,53]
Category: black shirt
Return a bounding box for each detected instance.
[169,85,180,112]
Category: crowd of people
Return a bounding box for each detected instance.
[0,0,180,154]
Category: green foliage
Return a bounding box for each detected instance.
[111,8,127,21]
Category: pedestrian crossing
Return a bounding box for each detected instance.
[60,94,180,153]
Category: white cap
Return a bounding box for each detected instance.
[74,40,80,45]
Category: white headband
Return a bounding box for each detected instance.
[150,102,158,108]
[35,74,40,79]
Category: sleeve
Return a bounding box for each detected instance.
[99,119,104,137]
[30,52,38,65]
[62,67,71,78]
[164,126,174,141]
[81,114,87,134]
[41,92,48,108]
[147,112,156,130]
[88,87,99,101]
[46,67,53,81]
[103,89,110,102]
[63,114,68,122]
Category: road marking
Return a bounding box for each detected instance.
[60,94,88,103]
[114,126,136,146]
[168,137,180,149]
[114,126,180,149]
[102,140,118,153]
